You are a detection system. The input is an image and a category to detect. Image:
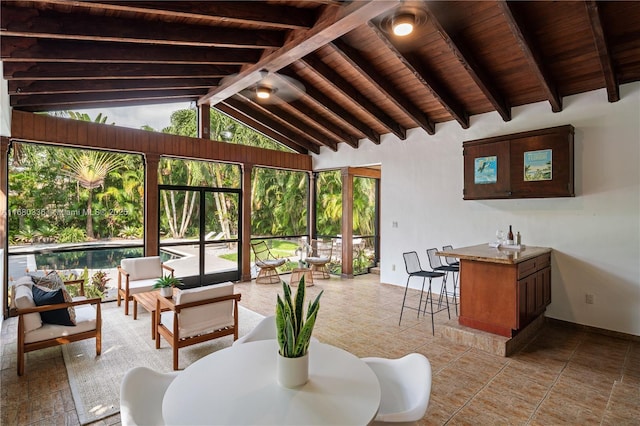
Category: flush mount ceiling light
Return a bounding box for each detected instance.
[379,6,428,39]
[256,85,274,100]
[392,13,415,36]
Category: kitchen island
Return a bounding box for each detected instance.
[438,244,552,337]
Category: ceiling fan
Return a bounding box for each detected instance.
[222,71,306,105]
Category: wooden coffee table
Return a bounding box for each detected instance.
[132,288,177,339]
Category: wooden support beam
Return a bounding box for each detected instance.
[241,163,254,282]
[285,99,360,147]
[3,62,235,81]
[585,0,620,103]
[340,168,354,278]
[331,39,436,135]
[425,7,512,122]
[1,37,261,65]
[499,1,563,112]
[199,0,400,105]
[299,55,407,140]
[198,105,211,140]
[223,97,320,154]
[144,153,160,256]
[277,69,376,145]
[1,5,284,49]
[215,103,308,154]
[369,23,469,129]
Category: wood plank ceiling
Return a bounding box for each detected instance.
[2,1,640,155]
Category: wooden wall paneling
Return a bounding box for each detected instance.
[10,111,312,171]
[86,121,97,149]
[32,113,46,141]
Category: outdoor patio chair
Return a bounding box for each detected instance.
[117,256,175,316]
[306,239,333,280]
[251,241,287,284]
[155,282,241,370]
[11,275,102,376]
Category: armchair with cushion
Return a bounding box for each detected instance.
[11,275,102,376]
[117,256,175,316]
[155,282,241,370]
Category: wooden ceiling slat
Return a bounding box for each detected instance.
[584,1,619,103]
[1,37,262,65]
[499,1,563,113]
[300,54,407,140]
[1,5,284,49]
[330,39,436,135]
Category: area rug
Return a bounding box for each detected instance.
[62,301,265,425]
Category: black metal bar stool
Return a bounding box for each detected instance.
[426,248,459,316]
[442,245,461,315]
[400,251,449,335]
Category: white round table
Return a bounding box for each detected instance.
[162,340,381,425]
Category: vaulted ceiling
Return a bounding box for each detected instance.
[2,1,640,154]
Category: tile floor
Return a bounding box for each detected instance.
[1,274,639,425]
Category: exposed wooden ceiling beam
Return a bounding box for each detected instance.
[10,89,204,109]
[284,100,360,147]
[236,95,339,151]
[9,78,220,96]
[215,103,308,154]
[32,0,317,30]
[1,37,261,65]
[298,55,407,140]
[223,97,320,154]
[3,62,236,80]
[499,0,563,113]
[585,0,620,103]
[369,23,469,129]
[276,69,375,145]
[1,5,284,49]
[199,0,401,106]
[330,39,435,135]
[426,7,511,122]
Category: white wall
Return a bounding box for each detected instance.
[313,82,640,336]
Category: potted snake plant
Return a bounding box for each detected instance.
[275,276,323,387]
[153,274,182,297]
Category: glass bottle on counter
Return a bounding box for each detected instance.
[507,225,514,244]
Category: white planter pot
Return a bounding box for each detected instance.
[160,286,172,298]
[277,352,309,388]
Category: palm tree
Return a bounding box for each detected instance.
[60,150,124,239]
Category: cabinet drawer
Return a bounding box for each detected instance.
[517,253,551,279]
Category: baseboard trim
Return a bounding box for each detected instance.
[546,317,640,342]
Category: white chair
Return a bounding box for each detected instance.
[156,282,241,370]
[120,366,179,426]
[363,353,432,425]
[233,314,319,346]
[117,256,175,316]
[233,315,275,346]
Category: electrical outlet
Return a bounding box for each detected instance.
[585,294,595,304]
[392,264,396,271]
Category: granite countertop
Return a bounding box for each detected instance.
[437,244,552,265]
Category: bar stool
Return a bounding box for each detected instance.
[400,251,449,335]
[426,248,459,316]
[442,245,461,314]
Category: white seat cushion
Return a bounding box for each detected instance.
[161,282,235,339]
[24,303,97,344]
[256,259,286,268]
[121,257,163,281]
[13,282,42,333]
[126,278,159,295]
[306,256,329,264]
